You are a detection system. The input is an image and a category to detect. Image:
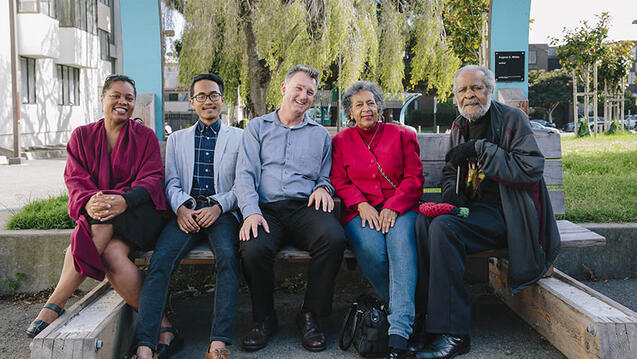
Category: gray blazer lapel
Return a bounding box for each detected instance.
[214,123,229,192]
[182,125,196,195]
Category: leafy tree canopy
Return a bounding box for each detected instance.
[442,0,489,65]
[174,0,460,117]
[551,13,610,73]
[528,69,572,123]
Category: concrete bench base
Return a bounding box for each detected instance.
[490,258,637,359]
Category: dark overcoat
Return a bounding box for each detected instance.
[442,100,561,294]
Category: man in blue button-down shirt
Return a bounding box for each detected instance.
[235,64,346,353]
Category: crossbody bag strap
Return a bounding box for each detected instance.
[357,124,398,190]
[374,160,398,190]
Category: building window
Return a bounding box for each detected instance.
[167,93,179,101]
[20,57,37,104]
[529,50,537,65]
[99,29,110,60]
[57,64,80,105]
[17,0,57,17]
[18,0,38,12]
[57,0,97,34]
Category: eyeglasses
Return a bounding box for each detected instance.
[192,92,222,103]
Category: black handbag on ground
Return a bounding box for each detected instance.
[339,294,390,358]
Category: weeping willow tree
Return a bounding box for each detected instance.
[175,0,459,118]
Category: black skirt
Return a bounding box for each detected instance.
[88,203,165,251]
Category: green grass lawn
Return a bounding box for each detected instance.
[6,194,74,230]
[560,132,637,222]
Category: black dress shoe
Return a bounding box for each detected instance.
[242,314,278,352]
[296,311,326,352]
[156,326,184,359]
[414,334,470,359]
[408,332,436,353]
[26,303,65,338]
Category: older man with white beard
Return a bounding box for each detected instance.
[409,65,561,359]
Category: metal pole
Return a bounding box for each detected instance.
[433,96,437,133]
[8,0,21,165]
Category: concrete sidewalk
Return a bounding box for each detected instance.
[141,278,637,358]
[0,158,66,211]
[167,284,567,359]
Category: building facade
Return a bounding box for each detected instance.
[0,0,123,151]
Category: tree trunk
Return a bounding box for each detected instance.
[585,65,591,135]
[604,81,608,130]
[240,0,271,118]
[620,79,625,131]
[593,62,598,132]
[547,102,559,124]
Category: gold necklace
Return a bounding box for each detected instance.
[360,122,381,150]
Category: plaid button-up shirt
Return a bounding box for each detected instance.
[190,119,220,200]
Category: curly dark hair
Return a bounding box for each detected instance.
[342,81,384,120]
[102,74,136,97]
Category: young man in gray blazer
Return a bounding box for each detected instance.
[134,73,242,359]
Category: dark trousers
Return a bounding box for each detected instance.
[240,199,346,322]
[414,202,506,335]
[136,210,240,349]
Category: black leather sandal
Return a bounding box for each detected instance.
[156,326,184,359]
[26,303,65,338]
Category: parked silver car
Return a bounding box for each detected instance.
[530,121,559,134]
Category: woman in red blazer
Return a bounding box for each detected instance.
[331,81,424,358]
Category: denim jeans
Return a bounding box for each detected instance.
[135,209,240,350]
[345,210,418,342]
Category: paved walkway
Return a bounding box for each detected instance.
[0,158,66,210]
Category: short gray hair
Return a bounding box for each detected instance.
[342,81,385,119]
[285,64,320,86]
[453,65,496,95]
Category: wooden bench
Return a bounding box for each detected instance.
[35,132,635,359]
[135,132,604,265]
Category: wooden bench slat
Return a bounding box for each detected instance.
[557,220,606,247]
[417,133,562,160]
[422,160,563,187]
[134,220,603,265]
[421,189,564,215]
[135,246,356,265]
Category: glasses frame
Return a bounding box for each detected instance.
[191,92,222,103]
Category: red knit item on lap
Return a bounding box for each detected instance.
[419,202,468,218]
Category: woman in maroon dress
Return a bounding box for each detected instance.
[26,75,171,342]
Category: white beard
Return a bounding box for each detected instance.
[459,95,492,121]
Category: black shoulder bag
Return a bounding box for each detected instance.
[338,294,390,358]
